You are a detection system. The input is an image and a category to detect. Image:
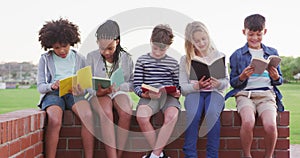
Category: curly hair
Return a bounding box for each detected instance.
[38,18,80,50]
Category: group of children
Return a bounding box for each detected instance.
[37,14,283,158]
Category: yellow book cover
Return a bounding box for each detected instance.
[59,66,92,97]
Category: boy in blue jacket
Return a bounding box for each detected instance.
[225,14,284,158]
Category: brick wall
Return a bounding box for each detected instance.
[0,109,289,158]
[0,109,45,158]
[57,109,290,158]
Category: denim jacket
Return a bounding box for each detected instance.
[225,43,284,112]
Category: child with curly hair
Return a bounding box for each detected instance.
[37,18,94,158]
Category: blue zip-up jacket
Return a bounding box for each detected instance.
[225,43,284,112]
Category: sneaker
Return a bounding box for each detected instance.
[142,152,151,158]
[160,151,170,158]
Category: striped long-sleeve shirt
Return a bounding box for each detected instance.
[133,53,179,97]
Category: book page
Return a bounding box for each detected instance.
[76,66,92,89]
[141,83,159,93]
[208,57,226,79]
[59,76,74,97]
[250,58,268,74]
[268,55,281,68]
[59,66,92,97]
[110,67,125,88]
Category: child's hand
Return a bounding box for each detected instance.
[51,80,60,90]
[72,84,85,96]
[96,83,112,97]
[210,77,221,88]
[149,91,161,99]
[239,66,254,81]
[142,91,161,99]
[268,66,280,80]
[193,76,211,90]
[170,89,181,98]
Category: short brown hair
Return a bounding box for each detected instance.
[244,14,265,31]
[151,24,174,47]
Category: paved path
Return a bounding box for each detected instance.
[290,144,300,158]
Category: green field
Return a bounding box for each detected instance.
[0,83,299,143]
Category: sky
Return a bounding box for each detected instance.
[1,0,299,64]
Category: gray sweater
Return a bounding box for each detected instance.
[179,52,229,96]
[86,49,134,93]
[36,50,86,106]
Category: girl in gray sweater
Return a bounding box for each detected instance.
[86,20,134,158]
[179,21,229,158]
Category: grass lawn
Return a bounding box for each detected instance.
[0,83,299,143]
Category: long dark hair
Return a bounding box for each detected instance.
[95,20,128,65]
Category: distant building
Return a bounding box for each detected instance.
[0,82,5,89]
[294,73,300,80]
[5,81,17,89]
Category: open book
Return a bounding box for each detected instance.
[92,67,124,91]
[189,56,226,80]
[59,66,92,97]
[141,83,177,94]
[250,55,281,74]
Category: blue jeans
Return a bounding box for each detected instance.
[183,92,222,158]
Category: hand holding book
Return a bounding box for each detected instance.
[250,55,281,74]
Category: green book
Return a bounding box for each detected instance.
[92,67,125,91]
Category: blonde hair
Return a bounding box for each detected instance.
[184,21,217,72]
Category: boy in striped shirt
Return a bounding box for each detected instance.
[134,24,181,158]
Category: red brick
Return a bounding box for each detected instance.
[63,110,75,125]
[251,150,266,158]
[130,138,151,149]
[275,150,290,158]
[0,144,9,158]
[258,138,290,149]
[226,138,242,149]
[17,118,25,137]
[56,151,83,158]
[219,150,241,158]
[221,110,233,126]
[7,120,12,142]
[233,111,242,126]
[253,126,265,137]
[1,121,7,143]
[31,132,40,145]
[60,127,81,137]
[24,146,35,158]
[34,142,44,156]
[278,127,290,138]
[8,139,21,156]
[57,138,67,149]
[20,135,31,150]
[68,138,83,149]
[220,126,240,137]
[24,116,31,135]
[278,111,290,126]
[165,138,184,149]
[11,120,16,140]
[15,152,26,158]
[275,139,290,149]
